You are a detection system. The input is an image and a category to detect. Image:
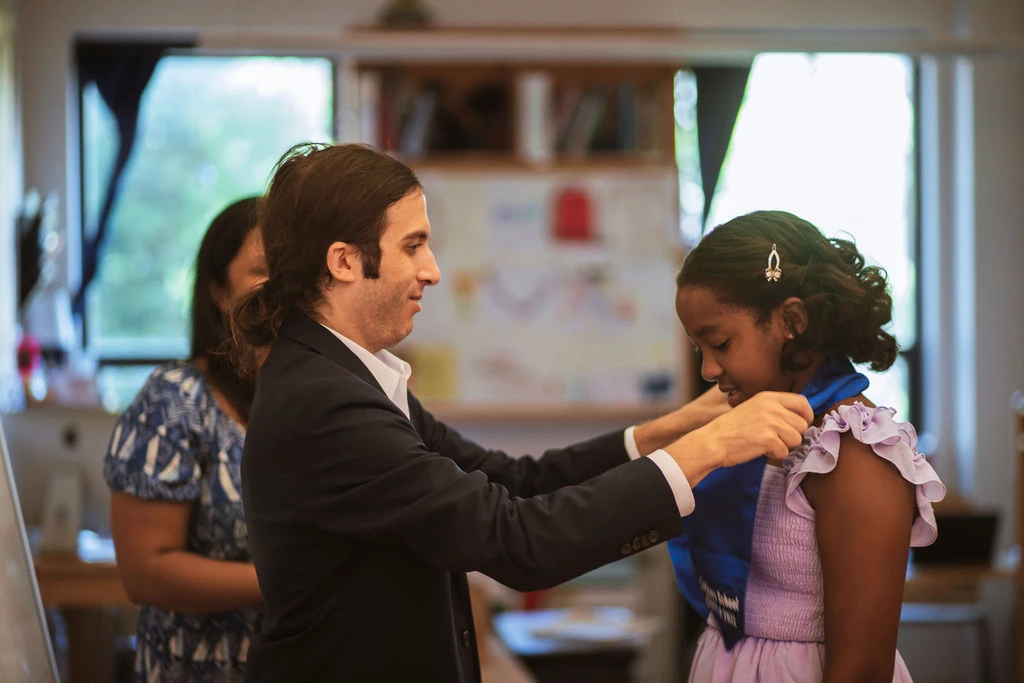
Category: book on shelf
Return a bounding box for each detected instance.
[616,81,639,152]
[399,87,439,157]
[561,87,608,156]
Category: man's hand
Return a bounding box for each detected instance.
[663,392,813,487]
[679,385,732,431]
[633,386,732,455]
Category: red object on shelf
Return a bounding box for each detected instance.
[16,332,42,380]
[552,188,596,243]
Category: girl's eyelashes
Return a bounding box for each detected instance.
[711,340,730,352]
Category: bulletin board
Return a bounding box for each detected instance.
[399,166,685,408]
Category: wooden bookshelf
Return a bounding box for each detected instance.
[355,60,677,165]
[339,29,692,415]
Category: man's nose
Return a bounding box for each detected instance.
[420,249,441,286]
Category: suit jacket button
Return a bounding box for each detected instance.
[462,630,472,648]
[620,543,632,556]
[632,537,642,551]
[648,530,659,544]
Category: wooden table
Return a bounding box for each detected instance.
[33,539,133,683]
[901,561,1018,683]
[493,608,652,683]
[33,552,129,608]
[903,562,1015,604]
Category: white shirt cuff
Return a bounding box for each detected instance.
[647,449,696,517]
[623,425,642,460]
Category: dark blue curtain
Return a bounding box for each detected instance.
[74,39,194,317]
[693,66,751,232]
[682,66,753,425]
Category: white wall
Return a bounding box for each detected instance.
[961,53,1024,541]
[0,2,19,412]
[0,407,117,531]
[947,0,1024,552]
[6,0,1024,544]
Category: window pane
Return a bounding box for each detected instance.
[83,55,334,360]
[862,355,909,421]
[96,364,158,413]
[705,53,916,412]
[81,81,117,239]
[674,70,704,245]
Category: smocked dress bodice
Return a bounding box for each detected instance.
[688,402,945,682]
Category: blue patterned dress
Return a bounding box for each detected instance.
[104,361,262,682]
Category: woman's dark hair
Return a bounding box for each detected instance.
[676,210,898,371]
[191,196,261,422]
[231,142,421,375]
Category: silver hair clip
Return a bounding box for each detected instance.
[765,243,782,282]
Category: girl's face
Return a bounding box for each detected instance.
[676,285,795,407]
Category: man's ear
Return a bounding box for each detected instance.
[325,241,360,283]
[778,296,809,338]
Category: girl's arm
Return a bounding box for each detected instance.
[110,492,262,613]
[802,432,915,683]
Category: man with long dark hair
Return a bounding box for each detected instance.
[232,143,813,683]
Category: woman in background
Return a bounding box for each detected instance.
[104,197,266,682]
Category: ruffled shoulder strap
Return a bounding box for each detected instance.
[783,401,946,546]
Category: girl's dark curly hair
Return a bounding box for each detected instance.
[676,210,898,372]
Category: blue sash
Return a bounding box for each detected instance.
[666,355,869,648]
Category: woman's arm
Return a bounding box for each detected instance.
[110,492,262,614]
[802,433,915,683]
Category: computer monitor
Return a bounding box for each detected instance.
[0,418,60,682]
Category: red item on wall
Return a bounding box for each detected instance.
[552,188,596,243]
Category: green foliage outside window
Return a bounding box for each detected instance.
[83,56,334,359]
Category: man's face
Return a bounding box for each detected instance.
[353,189,441,353]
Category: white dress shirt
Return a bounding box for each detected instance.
[321,323,694,516]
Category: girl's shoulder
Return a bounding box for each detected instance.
[783,401,947,546]
[811,400,912,449]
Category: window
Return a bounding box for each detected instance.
[78,50,334,409]
[677,54,919,423]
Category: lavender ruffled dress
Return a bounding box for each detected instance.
[688,402,946,683]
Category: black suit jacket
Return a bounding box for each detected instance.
[242,313,686,682]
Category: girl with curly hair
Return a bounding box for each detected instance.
[671,210,946,682]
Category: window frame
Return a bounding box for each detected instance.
[74,43,338,370]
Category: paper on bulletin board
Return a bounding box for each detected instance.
[407,167,681,406]
[486,180,550,258]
